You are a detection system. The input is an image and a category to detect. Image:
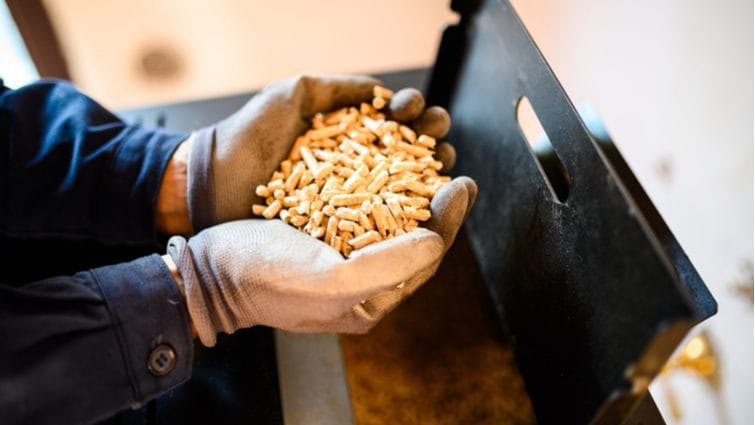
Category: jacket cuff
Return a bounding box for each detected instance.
[186,126,216,233]
[91,254,194,406]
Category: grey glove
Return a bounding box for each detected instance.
[167,221,444,346]
[185,75,456,232]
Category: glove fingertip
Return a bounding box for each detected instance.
[388,88,425,122]
[436,142,456,172]
[412,106,451,139]
[449,176,478,220]
[460,177,478,219]
[427,179,471,250]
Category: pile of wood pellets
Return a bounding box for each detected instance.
[252,86,450,257]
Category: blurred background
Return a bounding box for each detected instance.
[2,0,752,424]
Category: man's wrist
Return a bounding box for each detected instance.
[156,137,193,235]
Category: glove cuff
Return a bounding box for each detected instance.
[186,126,216,233]
[167,235,219,347]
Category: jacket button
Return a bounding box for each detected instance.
[147,344,176,376]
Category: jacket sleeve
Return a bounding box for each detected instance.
[0,254,195,425]
[0,80,195,423]
[0,79,187,246]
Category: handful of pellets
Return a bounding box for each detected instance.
[252,86,450,257]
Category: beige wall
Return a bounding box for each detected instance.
[43,0,456,108]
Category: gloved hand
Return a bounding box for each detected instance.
[167,222,441,347]
[184,74,456,233]
[166,177,476,347]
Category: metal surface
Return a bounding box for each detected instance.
[275,332,354,425]
[620,391,666,425]
[426,0,716,424]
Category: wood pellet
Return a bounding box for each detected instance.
[252,85,450,257]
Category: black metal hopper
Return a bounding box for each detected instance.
[426,0,717,423]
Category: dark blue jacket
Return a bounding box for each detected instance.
[0,80,194,424]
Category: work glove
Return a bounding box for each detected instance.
[185,74,457,233]
[167,222,440,347]
[167,176,476,347]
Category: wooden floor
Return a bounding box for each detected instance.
[341,232,536,424]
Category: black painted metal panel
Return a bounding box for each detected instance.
[427,0,716,423]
